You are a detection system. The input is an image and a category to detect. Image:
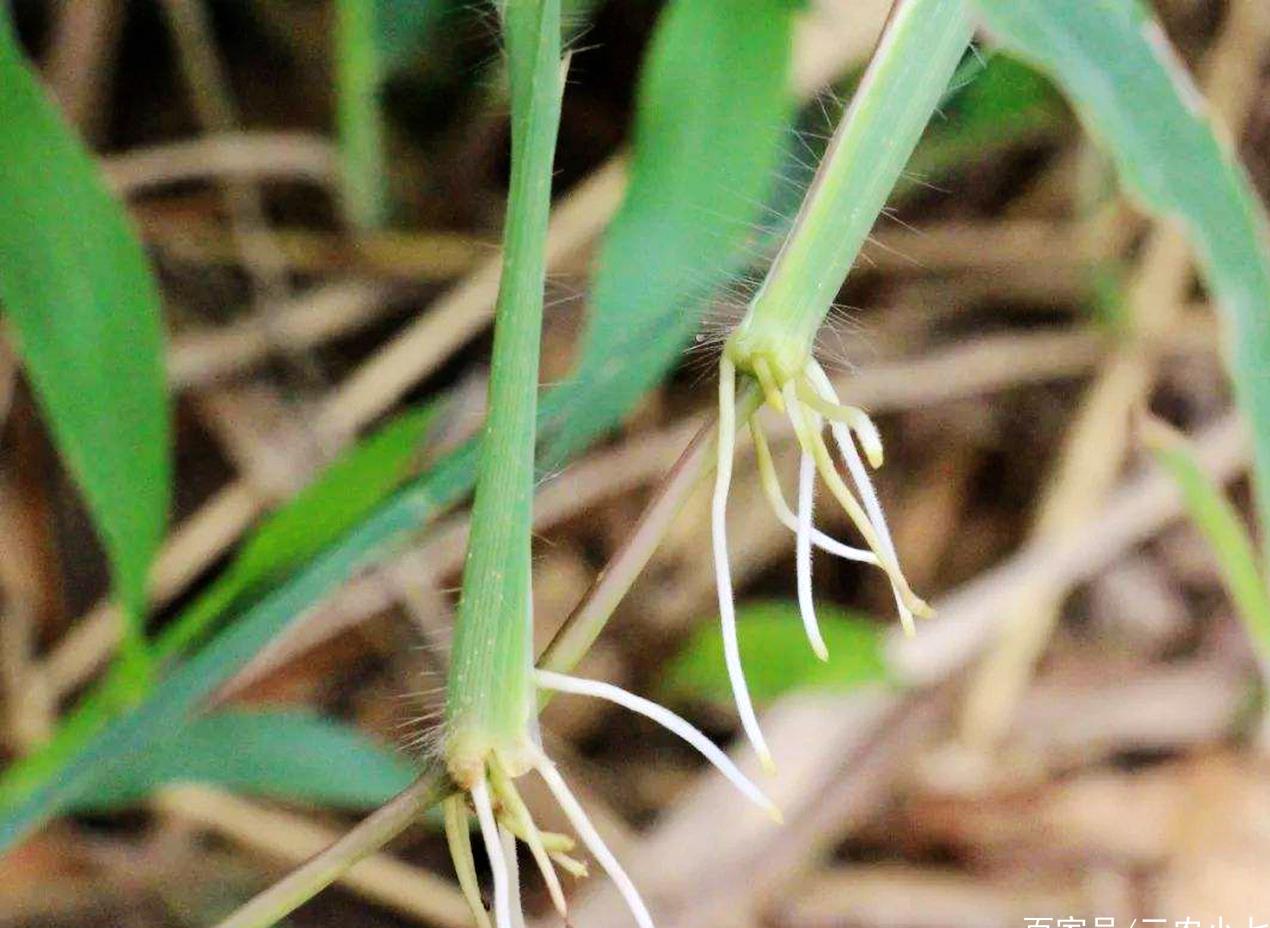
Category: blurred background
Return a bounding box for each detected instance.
[3,0,1270,925]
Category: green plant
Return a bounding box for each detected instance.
[3,0,1270,925]
[661,601,890,707]
[1144,418,1270,671]
[713,0,972,767]
[434,6,774,926]
[335,0,389,230]
[0,8,169,688]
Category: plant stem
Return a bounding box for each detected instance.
[728,0,974,381]
[211,774,448,928]
[335,0,388,230]
[210,403,747,928]
[443,0,564,779]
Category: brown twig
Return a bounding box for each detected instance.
[102,133,339,195]
[43,0,124,140]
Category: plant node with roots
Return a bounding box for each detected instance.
[441,667,779,928]
[712,334,932,771]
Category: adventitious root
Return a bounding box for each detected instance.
[443,670,779,928]
[712,352,931,769]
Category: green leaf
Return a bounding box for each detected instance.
[0,13,169,670]
[75,710,415,811]
[972,0,1270,552]
[0,442,470,849]
[1145,418,1270,665]
[156,402,439,660]
[660,601,891,706]
[542,0,799,461]
[231,405,437,595]
[0,403,438,814]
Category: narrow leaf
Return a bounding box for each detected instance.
[0,404,438,819]
[542,0,799,461]
[75,710,415,811]
[233,405,437,592]
[0,443,468,849]
[1145,417,1270,665]
[972,0,1270,551]
[0,13,169,664]
[161,403,438,658]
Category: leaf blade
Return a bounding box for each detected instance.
[972,0,1270,552]
[1145,418,1270,665]
[0,15,170,657]
[75,710,415,811]
[543,0,799,460]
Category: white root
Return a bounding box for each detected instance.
[796,446,828,660]
[535,669,781,821]
[750,418,878,564]
[712,356,773,770]
[499,826,525,928]
[806,360,918,635]
[471,777,512,928]
[529,744,656,928]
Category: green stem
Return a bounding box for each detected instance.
[210,407,740,928]
[442,0,564,780]
[728,0,974,382]
[211,774,449,928]
[335,0,388,230]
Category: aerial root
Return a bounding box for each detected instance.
[536,669,782,821]
[529,743,657,928]
[712,356,774,770]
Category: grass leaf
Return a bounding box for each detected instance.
[661,600,891,706]
[542,0,799,461]
[972,0,1270,550]
[0,442,469,850]
[0,12,169,672]
[1144,417,1270,666]
[0,403,438,812]
[75,710,415,811]
[230,406,438,596]
[160,402,440,659]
